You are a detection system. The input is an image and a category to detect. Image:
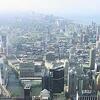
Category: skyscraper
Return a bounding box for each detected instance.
[89,48,96,70]
[68,71,77,95]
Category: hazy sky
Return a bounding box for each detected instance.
[0,0,100,23]
[0,0,99,17]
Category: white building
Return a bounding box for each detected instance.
[40,89,50,100]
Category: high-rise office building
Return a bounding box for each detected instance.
[78,96,97,100]
[49,67,64,93]
[42,73,50,91]
[68,72,77,95]
[89,48,96,70]
[65,60,69,86]
[24,85,32,100]
[1,35,7,55]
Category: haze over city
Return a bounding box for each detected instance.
[0,0,100,24]
[0,0,100,100]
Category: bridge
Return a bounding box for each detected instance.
[19,77,42,80]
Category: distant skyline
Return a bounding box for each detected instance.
[0,0,100,24]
